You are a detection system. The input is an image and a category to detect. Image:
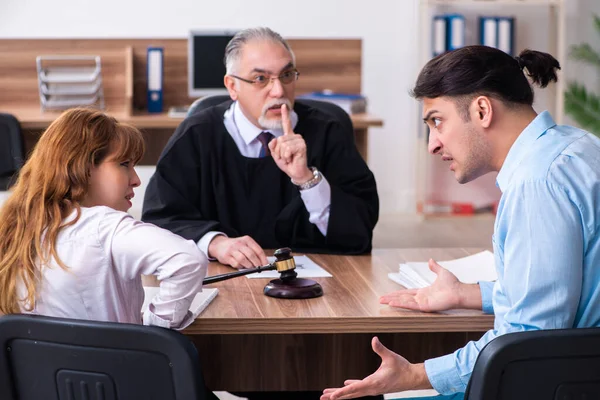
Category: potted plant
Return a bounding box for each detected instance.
[564,15,600,136]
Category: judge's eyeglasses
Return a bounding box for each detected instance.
[230,69,300,89]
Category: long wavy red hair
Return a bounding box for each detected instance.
[0,108,145,315]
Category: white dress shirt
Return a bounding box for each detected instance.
[19,206,208,330]
[198,101,331,258]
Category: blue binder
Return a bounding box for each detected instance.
[446,14,466,51]
[497,17,515,56]
[147,47,163,113]
[432,14,466,57]
[480,16,498,48]
[480,16,515,56]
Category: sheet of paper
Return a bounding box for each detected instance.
[389,251,497,289]
[245,255,332,278]
[142,287,218,318]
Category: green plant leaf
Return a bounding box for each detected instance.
[569,44,600,67]
[564,82,600,137]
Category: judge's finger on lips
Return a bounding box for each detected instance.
[281,104,293,135]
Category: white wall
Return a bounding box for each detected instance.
[1,0,598,215]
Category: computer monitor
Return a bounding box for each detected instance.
[187,30,236,98]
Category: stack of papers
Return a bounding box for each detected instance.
[245,255,332,279]
[142,287,218,318]
[388,251,497,289]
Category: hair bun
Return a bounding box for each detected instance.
[514,56,525,70]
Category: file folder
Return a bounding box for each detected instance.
[433,15,447,57]
[480,17,498,48]
[447,14,466,51]
[147,47,163,113]
[480,16,515,55]
[497,17,515,55]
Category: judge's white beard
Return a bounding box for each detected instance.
[258,98,292,130]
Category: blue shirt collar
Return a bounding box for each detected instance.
[496,111,557,192]
[233,101,298,145]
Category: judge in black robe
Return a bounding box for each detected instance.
[142,99,378,256]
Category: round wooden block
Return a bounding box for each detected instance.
[263,278,323,299]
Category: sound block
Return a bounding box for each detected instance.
[264,278,323,299]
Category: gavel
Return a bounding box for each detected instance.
[202,247,323,299]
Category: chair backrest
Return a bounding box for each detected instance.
[465,327,600,400]
[186,95,354,139]
[0,113,25,190]
[187,95,230,117]
[0,314,207,400]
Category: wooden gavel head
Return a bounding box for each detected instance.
[265,247,323,299]
[272,247,298,282]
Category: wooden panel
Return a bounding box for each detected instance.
[0,40,131,113]
[190,332,482,391]
[0,38,361,113]
[0,38,378,164]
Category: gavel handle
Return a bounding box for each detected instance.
[203,264,277,284]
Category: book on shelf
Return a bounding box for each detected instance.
[168,105,190,118]
[418,201,499,215]
[142,286,218,318]
[388,250,497,289]
[298,90,367,114]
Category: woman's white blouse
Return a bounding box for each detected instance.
[19,206,207,330]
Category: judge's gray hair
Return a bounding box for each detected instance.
[224,27,296,76]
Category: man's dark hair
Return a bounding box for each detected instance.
[411,45,561,119]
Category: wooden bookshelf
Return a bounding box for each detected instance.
[0,38,382,163]
[415,0,566,215]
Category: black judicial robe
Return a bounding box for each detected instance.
[142,101,379,254]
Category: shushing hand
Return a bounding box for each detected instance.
[268,104,314,185]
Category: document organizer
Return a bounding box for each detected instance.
[36,55,105,112]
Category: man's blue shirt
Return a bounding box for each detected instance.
[425,111,600,394]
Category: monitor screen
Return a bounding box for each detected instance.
[188,31,236,98]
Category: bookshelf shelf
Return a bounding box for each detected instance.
[415,0,566,216]
[423,0,561,5]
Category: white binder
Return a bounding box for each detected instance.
[447,14,466,51]
[481,17,498,48]
[498,17,515,55]
[433,16,447,57]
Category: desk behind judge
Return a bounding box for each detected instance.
[144,248,494,392]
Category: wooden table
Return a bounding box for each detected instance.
[145,248,494,392]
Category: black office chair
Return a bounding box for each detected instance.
[187,95,230,117]
[187,95,354,138]
[0,113,25,190]
[464,327,600,400]
[0,314,209,400]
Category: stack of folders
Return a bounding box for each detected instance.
[298,90,367,115]
[480,17,515,56]
[388,250,497,289]
[36,55,105,112]
[432,14,466,57]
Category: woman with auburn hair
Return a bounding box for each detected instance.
[0,108,208,330]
